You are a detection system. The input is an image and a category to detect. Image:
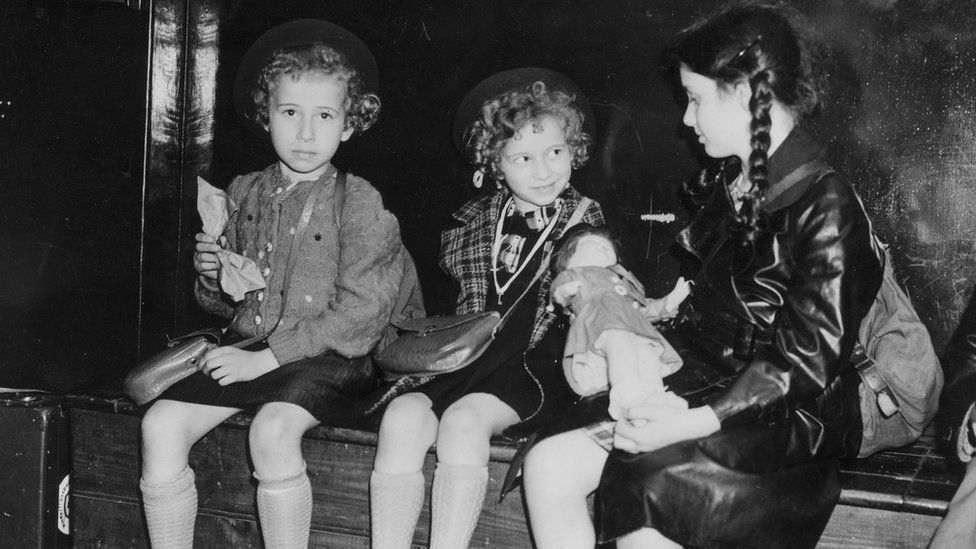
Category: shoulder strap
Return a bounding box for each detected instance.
[231,174,340,348]
[493,196,594,331]
[562,197,592,233]
[333,171,346,229]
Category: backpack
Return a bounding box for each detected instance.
[853,236,943,457]
[779,161,942,457]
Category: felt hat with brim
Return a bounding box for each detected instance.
[451,67,595,154]
[232,19,378,128]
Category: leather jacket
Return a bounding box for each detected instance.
[941,289,976,463]
[675,128,884,459]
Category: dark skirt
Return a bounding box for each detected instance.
[162,351,380,427]
[511,323,846,548]
[361,286,576,436]
[597,419,840,548]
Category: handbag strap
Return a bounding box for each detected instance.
[231,172,346,348]
[494,196,593,330]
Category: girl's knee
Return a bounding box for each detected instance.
[523,437,561,478]
[248,406,311,451]
[438,402,485,438]
[141,401,190,450]
[378,394,438,445]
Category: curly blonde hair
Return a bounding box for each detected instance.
[463,81,591,181]
[251,43,381,134]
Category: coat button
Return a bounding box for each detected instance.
[257,291,264,302]
[289,227,296,235]
[304,295,312,303]
[265,242,273,252]
[262,267,271,277]
[254,315,263,325]
[614,285,627,296]
[258,250,265,260]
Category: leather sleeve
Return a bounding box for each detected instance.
[941,289,976,455]
[709,175,882,427]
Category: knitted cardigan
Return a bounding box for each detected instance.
[195,163,406,363]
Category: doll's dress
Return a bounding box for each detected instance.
[553,264,683,396]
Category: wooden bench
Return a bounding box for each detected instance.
[68,394,960,548]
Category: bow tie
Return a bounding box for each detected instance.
[516,204,559,232]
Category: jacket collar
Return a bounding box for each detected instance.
[761,127,829,213]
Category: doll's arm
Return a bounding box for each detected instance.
[552,280,583,308]
[640,277,691,321]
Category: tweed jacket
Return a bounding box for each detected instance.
[440,185,604,349]
[195,163,406,363]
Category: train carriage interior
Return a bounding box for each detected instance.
[2,0,976,546]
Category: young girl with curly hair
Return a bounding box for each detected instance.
[368,68,604,549]
[138,20,414,549]
[523,2,886,548]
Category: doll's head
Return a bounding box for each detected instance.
[668,0,825,240]
[552,224,622,274]
[454,68,592,208]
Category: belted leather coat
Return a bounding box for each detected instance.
[596,128,885,548]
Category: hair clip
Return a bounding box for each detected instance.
[729,36,762,65]
[472,169,485,188]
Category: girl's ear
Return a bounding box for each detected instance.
[340,124,354,142]
[733,81,752,110]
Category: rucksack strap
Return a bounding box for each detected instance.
[232,171,345,348]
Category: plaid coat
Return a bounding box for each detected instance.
[440,185,605,349]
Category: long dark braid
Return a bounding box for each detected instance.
[668,0,826,243]
[738,68,775,240]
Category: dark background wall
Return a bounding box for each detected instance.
[0,0,147,391]
[1,0,975,392]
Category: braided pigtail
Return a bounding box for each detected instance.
[669,1,828,242]
[736,68,774,242]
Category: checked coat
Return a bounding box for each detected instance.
[440,185,605,349]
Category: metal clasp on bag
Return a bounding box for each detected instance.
[852,343,900,418]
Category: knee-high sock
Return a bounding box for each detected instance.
[140,466,197,549]
[255,464,313,549]
[429,464,488,549]
[369,470,426,549]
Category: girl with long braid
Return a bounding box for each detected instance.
[521,2,885,548]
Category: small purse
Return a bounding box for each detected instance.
[374,311,502,378]
[374,197,593,379]
[123,329,221,405]
[123,173,347,405]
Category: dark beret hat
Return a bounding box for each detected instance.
[451,67,594,152]
[232,19,378,126]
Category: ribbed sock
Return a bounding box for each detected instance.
[255,464,313,549]
[140,466,197,549]
[369,470,426,549]
[429,464,488,549]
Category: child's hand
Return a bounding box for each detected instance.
[552,280,583,308]
[200,347,279,385]
[194,232,224,287]
[614,404,719,454]
[663,277,692,316]
[608,384,655,421]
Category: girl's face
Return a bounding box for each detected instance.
[566,234,617,269]
[679,65,752,162]
[498,115,573,211]
[266,71,354,185]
